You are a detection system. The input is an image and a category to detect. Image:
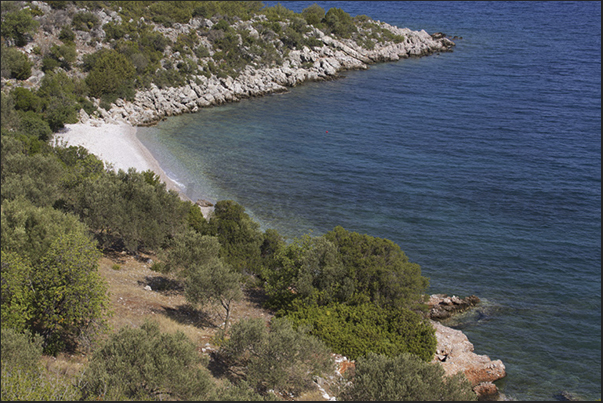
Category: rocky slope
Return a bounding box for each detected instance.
[8,2,455,127]
[92,24,454,126]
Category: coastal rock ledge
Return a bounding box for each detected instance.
[89,24,454,127]
[431,320,506,401]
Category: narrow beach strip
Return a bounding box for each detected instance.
[54,122,190,201]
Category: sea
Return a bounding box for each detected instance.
[136,2,601,400]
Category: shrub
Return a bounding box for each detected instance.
[0,327,43,373]
[17,110,53,140]
[58,26,75,43]
[324,226,429,309]
[302,3,325,26]
[0,327,81,400]
[0,46,32,80]
[1,9,39,46]
[220,317,334,396]
[339,352,477,401]
[286,302,437,362]
[208,200,264,273]
[80,320,215,401]
[0,148,63,206]
[49,43,77,70]
[323,7,357,38]
[1,201,110,354]
[11,87,43,113]
[84,49,136,99]
[71,11,99,32]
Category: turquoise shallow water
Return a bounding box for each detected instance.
[137,2,601,400]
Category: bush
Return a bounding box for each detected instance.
[71,11,99,32]
[0,147,63,206]
[302,3,325,26]
[208,200,264,273]
[0,327,80,400]
[80,320,215,401]
[0,327,43,373]
[324,226,429,309]
[1,200,110,354]
[286,302,437,362]
[323,7,357,38]
[0,46,32,80]
[339,352,477,401]
[85,49,136,99]
[220,317,334,396]
[58,26,75,43]
[17,110,53,140]
[11,87,43,113]
[1,9,39,46]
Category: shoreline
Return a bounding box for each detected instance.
[53,121,195,204]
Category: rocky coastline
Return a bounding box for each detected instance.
[76,22,455,126]
[5,3,510,399]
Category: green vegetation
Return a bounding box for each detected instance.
[1,45,33,80]
[286,302,437,362]
[80,320,215,400]
[0,2,468,400]
[339,352,477,401]
[219,317,333,396]
[0,8,39,46]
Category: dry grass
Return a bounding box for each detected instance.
[43,250,337,400]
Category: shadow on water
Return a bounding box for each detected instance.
[439,299,504,330]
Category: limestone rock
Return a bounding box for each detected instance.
[431,320,506,399]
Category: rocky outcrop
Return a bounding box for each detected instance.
[431,320,506,400]
[91,23,455,127]
[427,293,481,320]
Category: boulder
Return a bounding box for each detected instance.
[427,293,481,320]
[431,320,506,399]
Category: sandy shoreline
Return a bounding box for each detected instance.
[54,121,192,202]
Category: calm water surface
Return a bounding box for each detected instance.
[138,2,601,400]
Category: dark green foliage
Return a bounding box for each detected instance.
[81,320,215,400]
[0,9,39,46]
[263,3,298,22]
[285,302,437,362]
[36,70,82,131]
[1,92,21,131]
[17,110,53,141]
[264,235,350,309]
[48,43,77,70]
[0,142,63,206]
[0,46,33,80]
[62,167,188,252]
[209,200,263,273]
[1,200,110,354]
[102,20,127,41]
[71,11,99,31]
[84,48,136,99]
[324,226,429,309]
[186,201,210,233]
[149,1,193,26]
[302,3,325,26]
[185,250,243,331]
[58,26,76,43]
[323,7,357,38]
[265,227,428,311]
[220,317,334,396]
[11,87,43,113]
[339,352,477,401]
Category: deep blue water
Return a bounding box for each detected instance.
[137,2,601,400]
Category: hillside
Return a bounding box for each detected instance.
[1,2,503,401]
